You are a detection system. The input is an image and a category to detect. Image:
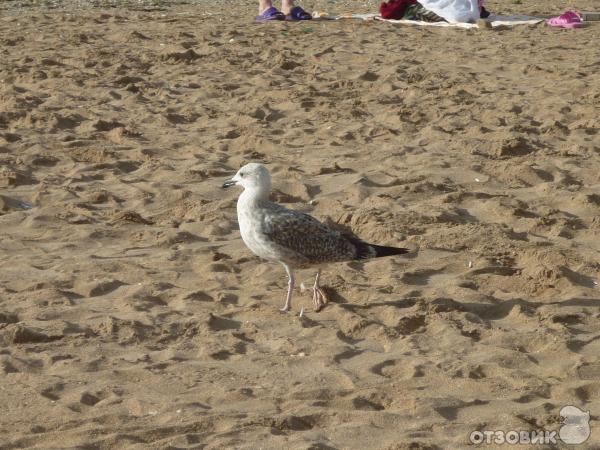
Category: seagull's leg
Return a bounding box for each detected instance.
[280,264,294,312]
[312,269,328,312]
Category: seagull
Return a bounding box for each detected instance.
[222,163,409,312]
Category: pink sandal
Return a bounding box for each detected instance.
[547,11,583,29]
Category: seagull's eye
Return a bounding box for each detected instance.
[240,172,245,177]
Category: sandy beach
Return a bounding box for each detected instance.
[1,0,599,448]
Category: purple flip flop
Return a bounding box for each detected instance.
[256,6,286,21]
[286,6,312,20]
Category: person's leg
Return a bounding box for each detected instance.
[281,0,311,20]
[280,0,295,15]
[256,0,285,20]
[258,0,273,15]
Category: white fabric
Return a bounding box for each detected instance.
[311,12,544,28]
[376,14,543,28]
[417,0,480,23]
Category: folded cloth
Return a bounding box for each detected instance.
[380,0,417,20]
[417,0,480,23]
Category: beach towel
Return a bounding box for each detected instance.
[312,12,543,28]
[378,14,543,28]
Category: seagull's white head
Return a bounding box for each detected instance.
[222,163,272,196]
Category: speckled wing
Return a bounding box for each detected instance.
[261,204,357,264]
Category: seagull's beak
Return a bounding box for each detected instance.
[222,179,237,189]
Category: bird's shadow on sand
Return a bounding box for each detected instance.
[322,287,600,321]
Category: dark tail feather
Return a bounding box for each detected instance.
[367,243,409,258]
[351,239,409,260]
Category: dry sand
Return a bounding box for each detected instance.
[1,0,600,448]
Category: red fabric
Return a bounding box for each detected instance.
[380,0,417,19]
